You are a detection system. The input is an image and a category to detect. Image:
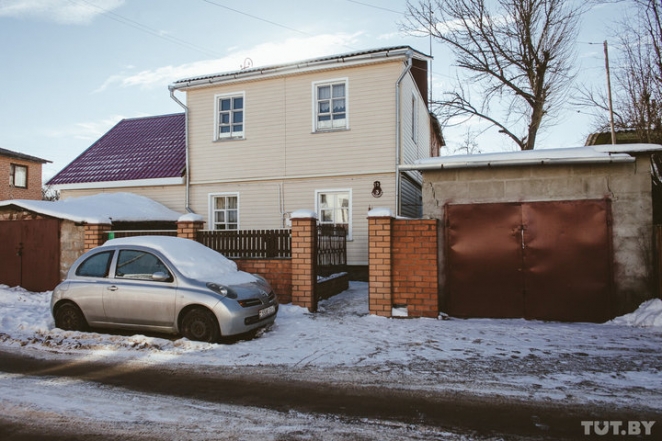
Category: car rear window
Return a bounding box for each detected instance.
[76,251,113,278]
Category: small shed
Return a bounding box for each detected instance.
[403,144,662,322]
[0,192,182,292]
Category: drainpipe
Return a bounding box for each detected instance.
[169,86,192,213]
[395,50,413,217]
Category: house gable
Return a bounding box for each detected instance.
[47,113,186,189]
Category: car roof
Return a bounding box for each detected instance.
[100,236,256,285]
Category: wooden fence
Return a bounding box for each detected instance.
[105,225,347,275]
[197,229,291,258]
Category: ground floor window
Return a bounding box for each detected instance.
[210,193,239,230]
[316,189,351,238]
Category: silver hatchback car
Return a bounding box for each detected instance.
[51,236,278,342]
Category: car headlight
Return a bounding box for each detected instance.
[206,282,237,299]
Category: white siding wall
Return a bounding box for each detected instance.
[183,58,431,265]
[190,174,395,265]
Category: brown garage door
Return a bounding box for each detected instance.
[445,200,613,322]
[0,219,61,292]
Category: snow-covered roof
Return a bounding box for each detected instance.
[0,192,183,224]
[401,144,662,171]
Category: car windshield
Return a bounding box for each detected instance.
[105,236,256,285]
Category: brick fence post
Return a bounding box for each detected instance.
[290,210,318,312]
[83,223,111,252]
[177,213,205,240]
[368,209,393,317]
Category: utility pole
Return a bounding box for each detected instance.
[604,40,617,144]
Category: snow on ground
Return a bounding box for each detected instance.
[1,283,661,439]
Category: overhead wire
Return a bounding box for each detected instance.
[67,0,223,58]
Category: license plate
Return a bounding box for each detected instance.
[259,305,276,319]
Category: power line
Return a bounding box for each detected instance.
[200,0,359,52]
[346,0,402,14]
[202,0,312,36]
[67,0,222,58]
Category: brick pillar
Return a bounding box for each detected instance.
[83,224,111,252]
[291,212,318,312]
[177,214,205,240]
[368,213,393,317]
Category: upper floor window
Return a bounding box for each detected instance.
[313,79,348,131]
[215,93,244,140]
[10,164,27,188]
[411,93,418,143]
[210,193,239,230]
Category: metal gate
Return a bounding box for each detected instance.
[0,219,61,292]
[445,200,613,322]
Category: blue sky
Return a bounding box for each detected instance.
[0,0,624,182]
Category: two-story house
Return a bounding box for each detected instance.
[0,147,51,201]
[169,46,442,271]
[49,46,442,274]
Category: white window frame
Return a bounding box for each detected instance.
[411,92,418,143]
[312,78,349,132]
[208,192,240,230]
[10,164,27,188]
[315,189,352,240]
[214,92,245,140]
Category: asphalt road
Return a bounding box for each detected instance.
[0,349,657,440]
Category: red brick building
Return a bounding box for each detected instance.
[0,147,50,201]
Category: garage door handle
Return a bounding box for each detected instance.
[107,286,119,291]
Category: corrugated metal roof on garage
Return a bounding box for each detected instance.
[47,113,185,185]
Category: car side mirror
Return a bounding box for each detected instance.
[151,271,170,282]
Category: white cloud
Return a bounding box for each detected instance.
[96,33,364,91]
[0,0,125,25]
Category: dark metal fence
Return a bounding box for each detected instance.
[317,224,347,277]
[197,229,291,258]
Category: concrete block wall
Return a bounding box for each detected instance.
[60,221,84,282]
[422,154,656,314]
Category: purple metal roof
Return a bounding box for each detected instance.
[48,113,185,186]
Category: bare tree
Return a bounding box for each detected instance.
[42,186,60,201]
[619,0,662,143]
[576,1,662,143]
[404,0,584,150]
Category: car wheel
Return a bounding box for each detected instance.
[54,303,89,331]
[181,308,220,343]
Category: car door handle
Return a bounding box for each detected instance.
[107,286,119,291]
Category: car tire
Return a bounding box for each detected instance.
[54,303,89,332]
[181,308,220,343]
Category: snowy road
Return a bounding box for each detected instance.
[1,282,661,439]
